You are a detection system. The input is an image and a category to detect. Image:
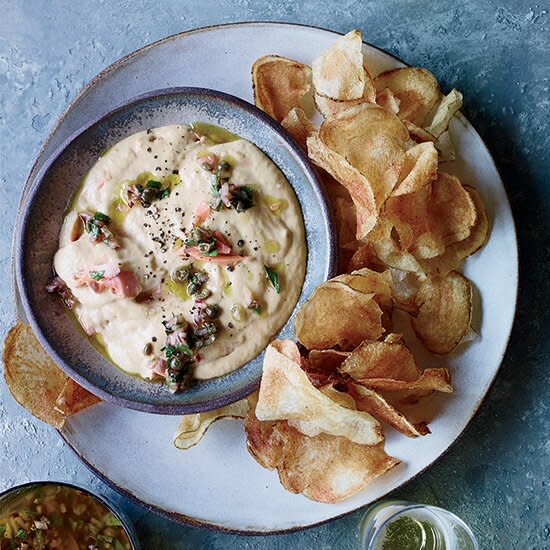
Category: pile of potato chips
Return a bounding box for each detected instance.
[180,28,487,503]
[2,29,490,505]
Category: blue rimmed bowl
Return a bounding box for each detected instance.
[15,87,337,414]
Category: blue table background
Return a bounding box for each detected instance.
[1,1,548,548]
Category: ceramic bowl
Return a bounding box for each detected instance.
[0,481,140,548]
[16,87,337,414]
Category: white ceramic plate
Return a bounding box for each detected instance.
[15,23,518,533]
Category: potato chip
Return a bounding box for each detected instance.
[392,142,438,196]
[339,338,421,382]
[308,349,350,372]
[435,130,456,162]
[318,383,357,408]
[244,392,282,469]
[335,196,361,250]
[404,120,436,143]
[374,67,441,126]
[418,186,489,275]
[295,278,386,350]
[385,172,477,259]
[372,235,425,273]
[257,341,383,445]
[318,104,410,206]
[314,64,377,118]
[2,322,99,428]
[412,271,473,354]
[389,268,423,314]
[303,350,349,387]
[308,133,378,238]
[265,420,399,503]
[362,368,453,394]
[336,268,393,329]
[312,30,368,101]
[174,399,248,450]
[348,242,383,272]
[348,383,430,437]
[280,107,317,151]
[55,379,101,419]
[376,87,401,114]
[252,55,312,121]
[425,89,463,137]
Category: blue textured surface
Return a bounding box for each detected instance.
[0,2,548,549]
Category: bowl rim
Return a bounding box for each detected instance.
[0,480,141,549]
[15,86,338,414]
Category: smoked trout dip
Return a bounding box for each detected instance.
[49,124,306,392]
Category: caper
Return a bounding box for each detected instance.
[143,342,153,355]
[217,160,231,173]
[205,322,217,335]
[237,239,245,247]
[169,355,185,371]
[195,288,211,300]
[141,187,157,205]
[205,304,219,319]
[171,266,190,284]
[204,335,216,346]
[187,282,199,295]
[198,241,215,254]
[201,161,213,171]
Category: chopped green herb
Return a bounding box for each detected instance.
[264,266,280,293]
[231,185,254,212]
[89,270,105,281]
[16,528,27,539]
[202,248,219,257]
[146,179,161,189]
[0,525,5,536]
[177,343,193,356]
[164,344,177,359]
[94,211,111,224]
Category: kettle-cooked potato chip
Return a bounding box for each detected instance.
[319,104,410,206]
[244,392,282,470]
[295,279,385,350]
[55,378,101,419]
[308,133,379,238]
[247,416,398,503]
[385,172,477,259]
[376,87,401,114]
[174,399,249,450]
[425,89,463,137]
[280,107,317,151]
[256,341,383,445]
[361,368,453,395]
[412,271,473,354]
[312,29,370,101]
[308,349,350,372]
[3,322,99,428]
[418,186,489,275]
[314,65,377,118]
[252,55,312,121]
[348,383,430,437]
[392,142,438,197]
[374,67,441,126]
[339,337,421,382]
